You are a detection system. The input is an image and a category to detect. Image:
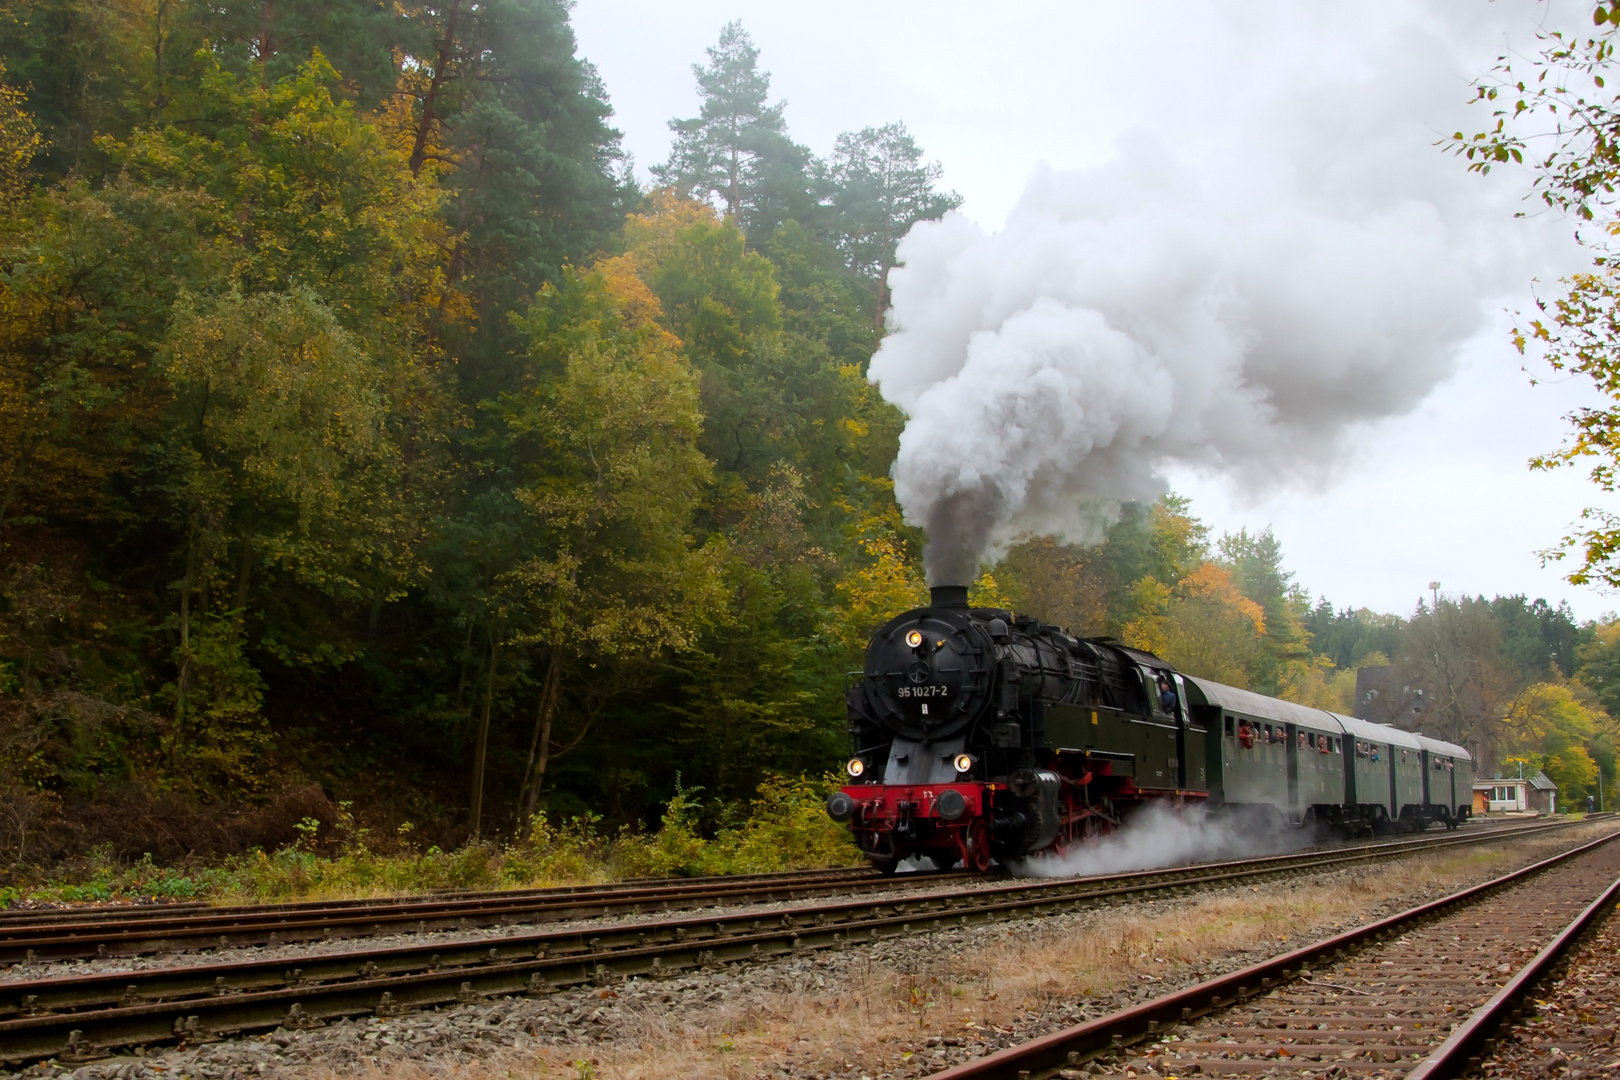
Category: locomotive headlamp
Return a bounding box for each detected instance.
[905,630,924,648]
[846,757,866,778]
[953,753,975,774]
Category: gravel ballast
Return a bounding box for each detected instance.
[5,824,1613,1080]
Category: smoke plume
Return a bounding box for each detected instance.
[868,6,1560,585]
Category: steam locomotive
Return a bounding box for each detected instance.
[825,585,1473,872]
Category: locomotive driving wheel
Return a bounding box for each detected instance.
[963,819,992,872]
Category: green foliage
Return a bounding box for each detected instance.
[1302,601,1404,672]
[501,258,720,659]
[820,122,962,320]
[653,21,815,245]
[1578,621,1620,717]
[1501,683,1608,804]
[1451,4,1620,588]
[1216,528,1317,697]
[1,773,859,903]
[0,3,997,861]
[157,289,414,601]
[160,613,270,792]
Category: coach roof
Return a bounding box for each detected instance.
[1183,677,1344,734]
[1411,731,1471,761]
[1335,713,1423,751]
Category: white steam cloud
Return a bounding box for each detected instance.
[1008,803,1307,880]
[868,4,1567,585]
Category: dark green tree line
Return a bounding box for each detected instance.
[0,9,966,864]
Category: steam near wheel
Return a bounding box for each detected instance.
[832,585,1474,872]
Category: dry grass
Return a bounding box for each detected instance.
[301,824,1618,1080]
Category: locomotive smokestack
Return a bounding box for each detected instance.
[929,584,969,610]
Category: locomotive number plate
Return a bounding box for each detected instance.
[898,685,949,699]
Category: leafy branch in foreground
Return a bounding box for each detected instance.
[1452,1,1620,586]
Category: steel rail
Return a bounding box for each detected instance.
[923,829,1620,1080]
[0,817,1577,961]
[0,821,1587,1005]
[0,868,903,963]
[0,818,1601,1064]
[0,814,1574,931]
[0,864,886,927]
[0,814,1573,946]
[1401,868,1620,1080]
[0,818,1576,965]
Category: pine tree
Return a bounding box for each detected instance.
[822,122,960,324]
[653,21,814,246]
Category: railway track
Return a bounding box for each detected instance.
[0,862,886,927]
[0,817,1600,1065]
[927,826,1620,1079]
[0,818,1570,966]
[0,865,899,964]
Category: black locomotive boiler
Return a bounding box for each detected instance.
[825,585,1473,872]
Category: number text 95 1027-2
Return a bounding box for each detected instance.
[897,685,948,699]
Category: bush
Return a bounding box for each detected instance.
[1,773,863,906]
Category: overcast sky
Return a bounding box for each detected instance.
[571,0,1616,621]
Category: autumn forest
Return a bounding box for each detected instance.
[0,0,1613,875]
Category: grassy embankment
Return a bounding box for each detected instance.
[0,775,862,907]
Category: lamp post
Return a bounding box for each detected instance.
[1428,580,1440,611]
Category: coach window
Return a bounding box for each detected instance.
[1225,716,1235,738]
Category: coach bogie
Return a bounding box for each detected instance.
[1414,733,1470,830]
